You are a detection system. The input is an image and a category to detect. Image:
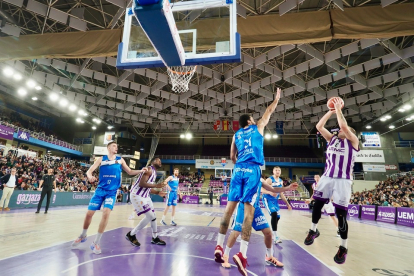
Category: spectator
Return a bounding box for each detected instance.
[0,167,18,211]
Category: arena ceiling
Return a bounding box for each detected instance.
[1,0,414,137]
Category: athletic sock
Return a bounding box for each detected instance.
[172,216,175,222]
[341,239,348,249]
[240,240,249,258]
[273,231,278,238]
[161,215,165,221]
[94,232,103,245]
[311,223,317,231]
[217,233,225,247]
[224,246,232,256]
[266,248,272,258]
[81,229,87,237]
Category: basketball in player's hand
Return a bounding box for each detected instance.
[327,97,344,112]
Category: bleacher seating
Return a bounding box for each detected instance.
[155,144,198,156]
[209,180,224,188]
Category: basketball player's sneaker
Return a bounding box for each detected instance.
[221,255,231,269]
[214,245,224,263]
[125,231,140,247]
[171,221,177,226]
[304,229,320,245]
[334,246,348,264]
[90,242,101,254]
[274,236,282,244]
[337,230,340,237]
[71,236,87,247]
[160,219,167,226]
[265,255,284,267]
[233,252,248,276]
[151,236,166,245]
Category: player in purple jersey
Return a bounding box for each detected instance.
[125,157,167,247]
[304,98,359,264]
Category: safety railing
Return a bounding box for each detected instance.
[394,141,414,148]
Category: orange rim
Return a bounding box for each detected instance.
[168,66,197,75]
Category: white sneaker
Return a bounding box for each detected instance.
[71,236,87,247]
[274,236,282,244]
[90,242,102,254]
[160,219,167,226]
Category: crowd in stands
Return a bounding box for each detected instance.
[0,150,97,192]
[350,173,414,208]
[0,111,76,149]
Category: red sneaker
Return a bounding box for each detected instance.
[233,252,249,276]
[214,245,224,263]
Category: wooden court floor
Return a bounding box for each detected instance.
[0,202,413,276]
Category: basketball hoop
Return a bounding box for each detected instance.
[167,66,197,93]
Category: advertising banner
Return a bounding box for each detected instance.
[104,131,116,144]
[0,125,14,140]
[94,146,108,155]
[182,195,199,204]
[289,200,309,210]
[360,205,376,220]
[377,206,396,224]
[361,132,381,148]
[355,150,385,163]
[17,130,30,141]
[363,164,386,172]
[347,204,360,218]
[196,159,265,170]
[396,208,414,227]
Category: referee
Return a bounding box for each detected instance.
[35,168,56,214]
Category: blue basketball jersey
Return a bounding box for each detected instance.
[168,176,179,192]
[262,176,283,202]
[234,125,264,166]
[98,155,122,191]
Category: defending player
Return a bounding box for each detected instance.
[304,98,359,264]
[262,167,292,244]
[161,168,180,226]
[71,142,148,254]
[125,157,167,247]
[305,175,339,236]
[213,87,299,276]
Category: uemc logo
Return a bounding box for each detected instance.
[362,207,375,212]
[348,206,359,217]
[291,203,307,209]
[398,211,414,220]
[378,211,395,218]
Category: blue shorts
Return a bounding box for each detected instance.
[166,191,178,206]
[262,197,280,217]
[88,187,117,211]
[228,163,262,207]
[232,202,269,232]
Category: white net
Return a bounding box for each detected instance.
[167,66,197,93]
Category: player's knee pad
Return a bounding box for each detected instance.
[336,208,348,239]
[312,200,325,224]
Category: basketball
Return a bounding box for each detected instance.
[327,97,344,111]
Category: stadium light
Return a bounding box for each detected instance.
[69,104,77,111]
[385,115,392,119]
[13,73,22,81]
[404,104,412,110]
[92,126,96,130]
[265,133,271,139]
[108,126,113,130]
[3,67,14,77]
[17,88,27,96]
[399,108,405,112]
[407,117,412,121]
[380,117,386,122]
[26,80,36,88]
[389,125,395,129]
[180,134,185,138]
[76,118,82,122]
[59,99,68,107]
[50,93,59,101]
[32,97,38,101]
[272,134,278,139]
[35,86,42,91]
[366,125,372,129]
[185,133,192,139]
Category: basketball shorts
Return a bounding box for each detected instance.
[88,187,117,211]
[262,197,281,217]
[322,201,335,216]
[130,193,154,216]
[231,202,269,232]
[313,176,352,210]
[228,163,262,207]
[166,191,178,206]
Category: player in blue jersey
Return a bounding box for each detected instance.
[160,167,181,226]
[71,141,148,254]
[214,88,299,276]
[262,167,292,244]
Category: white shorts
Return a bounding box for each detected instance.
[322,201,335,215]
[131,194,154,216]
[314,176,352,210]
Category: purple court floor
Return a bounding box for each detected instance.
[0,226,338,276]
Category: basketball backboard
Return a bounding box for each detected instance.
[116,0,241,69]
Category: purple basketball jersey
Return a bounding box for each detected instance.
[323,136,358,180]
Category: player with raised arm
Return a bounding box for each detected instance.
[125,157,167,247]
[71,141,148,254]
[262,167,292,244]
[160,167,180,226]
[213,88,299,276]
[305,175,339,236]
[304,98,359,264]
